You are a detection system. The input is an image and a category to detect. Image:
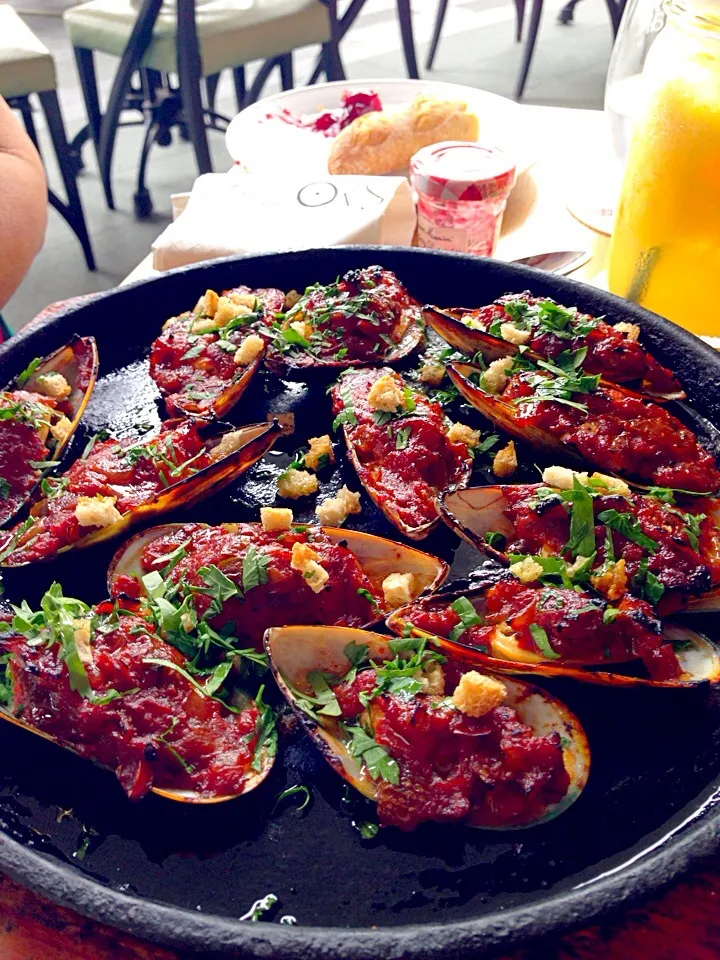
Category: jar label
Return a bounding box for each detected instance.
[417,215,495,255]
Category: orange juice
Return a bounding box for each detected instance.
[608,1,720,336]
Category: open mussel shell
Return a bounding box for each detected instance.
[264,313,424,379]
[341,425,473,541]
[266,624,590,828]
[108,522,449,624]
[1,336,99,528]
[387,589,720,688]
[171,351,264,421]
[0,689,273,804]
[1,419,281,567]
[424,305,684,402]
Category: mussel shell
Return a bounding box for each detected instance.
[170,350,265,420]
[1,419,281,567]
[386,587,720,688]
[264,317,424,380]
[0,678,273,804]
[266,624,590,829]
[107,522,449,626]
[424,305,685,402]
[1,336,99,527]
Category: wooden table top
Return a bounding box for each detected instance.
[3,101,718,960]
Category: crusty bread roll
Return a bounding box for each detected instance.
[328,94,479,176]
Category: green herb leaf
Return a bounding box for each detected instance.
[681,512,705,553]
[448,597,483,643]
[529,623,560,659]
[356,821,379,839]
[344,640,369,668]
[344,724,399,784]
[274,784,311,812]
[0,478,10,501]
[16,357,42,386]
[484,531,506,549]
[395,426,412,450]
[648,486,676,504]
[597,509,659,553]
[252,684,278,771]
[565,476,597,559]
[357,587,380,613]
[242,545,270,592]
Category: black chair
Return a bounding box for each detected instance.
[64,0,345,217]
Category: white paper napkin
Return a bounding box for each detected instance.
[151,170,417,272]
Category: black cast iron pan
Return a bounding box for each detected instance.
[1,247,720,959]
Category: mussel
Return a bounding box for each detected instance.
[423,300,684,401]
[446,362,720,495]
[386,583,720,688]
[266,625,590,830]
[0,592,275,803]
[0,419,281,566]
[439,482,720,616]
[0,336,98,527]
[330,367,473,539]
[107,522,449,639]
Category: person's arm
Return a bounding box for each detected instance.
[0,96,47,309]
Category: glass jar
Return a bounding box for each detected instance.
[410,142,516,256]
[607,0,720,336]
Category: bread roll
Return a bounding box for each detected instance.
[328,94,479,176]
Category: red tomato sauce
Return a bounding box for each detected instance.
[502,374,720,493]
[3,609,260,799]
[113,523,383,647]
[333,666,570,831]
[463,293,680,395]
[500,484,718,612]
[150,286,284,416]
[330,368,471,530]
[407,579,680,680]
[1,421,216,565]
[0,391,57,525]
[271,267,421,367]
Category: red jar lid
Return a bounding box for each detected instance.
[410,141,516,202]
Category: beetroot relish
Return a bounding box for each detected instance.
[501,484,717,610]
[272,267,420,366]
[465,293,680,395]
[119,523,383,648]
[1,421,213,565]
[334,667,570,831]
[330,368,471,529]
[408,579,680,680]
[270,90,383,137]
[0,391,55,525]
[150,286,284,416]
[502,374,720,493]
[4,612,259,799]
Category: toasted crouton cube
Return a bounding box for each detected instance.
[415,660,445,696]
[227,291,258,310]
[463,317,485,331]
[234,334,265,367]
[72,618,93,664]
[337,485,361,515]
[541,465,588,490]
[284,290,302,310]
[214,296,253,328]
[74,495,122,528]
[367,374,404,412]
[291,541,328,593]
[190,317,217,335]
[446,422,481,448]
[500,321,531,346]
[419,361,445,386]
[277,468,318,500]
[35,372,71,400]
[260,507,293,533]
[589,472,630,497]
[614,321,640,341]
[492,440,518,478]
[50,415,73,445]
[382,572,415,609]
[591,558,628,601]
[209,430,246,462]
[305,435,334,471]
[509,555,544,583]
[316,485,362,527]
[289,320,313,341]
[452,671,507,717]
[200,289,219,318]
[480,357,513,395]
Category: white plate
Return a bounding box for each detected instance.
[225,79,535,181]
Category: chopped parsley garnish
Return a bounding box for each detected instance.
[252,684,278,772]
[681,512,705,553]
[356,820,379,839]
[274,784,311,812]
[647,486,676,504]
[448,596,483,643]
[564,476,596,558]
[15,356,42,387]
[484,531,506,549]
[501,298,599,339]
[343,724,399,784]
[631,557,665,605]
[597,509,659,552]
[0,478,10,501]
[81,429,111,460]
[242,545,270,592]
[529,623,560,659]
[395,426,412,450]
[357,587,380,612]
[332,384,358,431]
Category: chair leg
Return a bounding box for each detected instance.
[233,66,246,111]
[245,57,281,105]
[514,0,526,40]
[310,0,356,84]
[279,52,294,91]
[514,0,543,100]
[603,0,622,34]
[176,0,212,175]
[134,116,159,218]
[37,90,96,271]
[73,47,102,160]
[396,0,420,79]
[16,96,39,147]
[425,0,449,70]
[205,72,220,112]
